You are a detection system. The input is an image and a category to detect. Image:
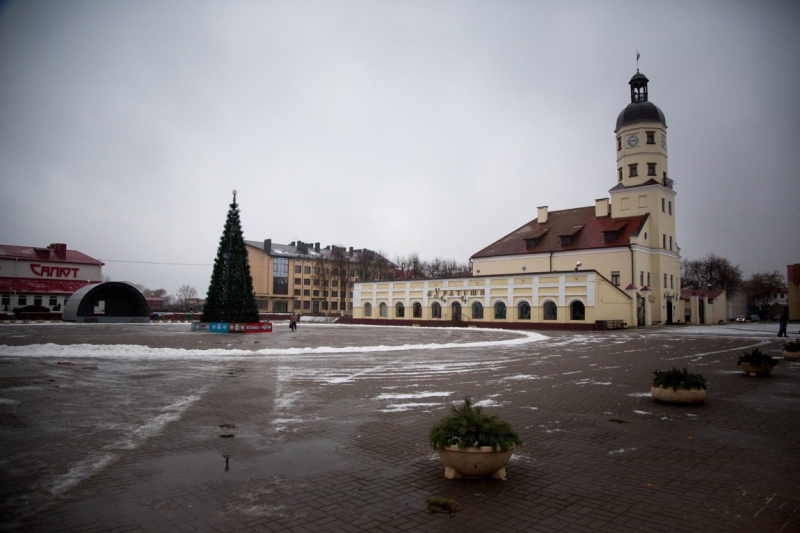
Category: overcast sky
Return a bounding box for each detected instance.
[1,1,798,296]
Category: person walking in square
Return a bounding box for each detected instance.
[778,313,787,337]
[289,313,297,332]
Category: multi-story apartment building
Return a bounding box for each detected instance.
[245,239,392,314]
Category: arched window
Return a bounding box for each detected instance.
[395,302,405,318]
[518,301,531,320]
[472,301,484,319]
[570,300,585,321]
[494,301,506,319]
[431,302,442,319]
[413,302,422,318]
[543,301,557,320]
[364,302,372,317]
[379,302,388,317]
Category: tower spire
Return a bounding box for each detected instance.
[636,50,640,72]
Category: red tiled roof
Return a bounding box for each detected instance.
[680,289,726,301]
[0,244,103,265]
[0,278,98,294]
[472,206,647,259]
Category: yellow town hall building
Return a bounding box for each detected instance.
[353,71,683,328]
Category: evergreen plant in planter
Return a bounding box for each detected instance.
[651,368,707,403]
[429,398,521,480]
[737,348,778,376]
[783,340,800,361]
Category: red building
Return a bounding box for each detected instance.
[0,243,103,312]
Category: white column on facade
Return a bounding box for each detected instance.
[702,295,709,324]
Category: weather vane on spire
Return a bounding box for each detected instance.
[636,50,640,72]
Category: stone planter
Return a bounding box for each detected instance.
[782,350,800,361]
[651,385,706,404]
[436,445,515,480]
[740,363,776,377]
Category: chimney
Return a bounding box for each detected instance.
[290,241,296,246]
[595,198,609,218]
[297,241,309,255]
[263,239,272,253]
[537,206,548,224]
[314,242,320,253]
[49,243,67,259]
[348,246,354,256]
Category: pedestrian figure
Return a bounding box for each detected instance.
[778,314,787,337]
[289,313,297,332]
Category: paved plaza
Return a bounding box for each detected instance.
[0,322,798,533]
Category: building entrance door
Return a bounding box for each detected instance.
[637,296,646,326]
[699,299,705,324]
[666,297,673,324]
[312,301,319,314]
[452,302,462,322]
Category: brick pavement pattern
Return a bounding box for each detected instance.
[0,323,798,532]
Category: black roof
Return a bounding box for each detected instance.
[616,101,667,130]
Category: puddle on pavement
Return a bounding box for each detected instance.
[137,438,356,485]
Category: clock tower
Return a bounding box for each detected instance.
[609,70,681,324]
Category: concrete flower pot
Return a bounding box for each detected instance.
[436,445,514,480]
[782,350,800,361]
[651,385,706,404]
[739,363,775,377]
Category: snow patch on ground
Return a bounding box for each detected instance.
[375,391,452,400]
[501,374,546,381]
[628,392,651,398]
[574,379,612,386]
[474,399,506,408]
[609,448,637,455]
[380,402,443,413]
[633,410,651,415]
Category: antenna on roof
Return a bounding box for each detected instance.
[636,50,640,72]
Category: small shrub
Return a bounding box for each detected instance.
[737,348,777,368]
[429,397,521,452]
[784,340,800,353]
[652,368,707,391]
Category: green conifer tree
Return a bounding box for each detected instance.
[201,191,260,323]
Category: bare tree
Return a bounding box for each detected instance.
[744,270,786,311]
[176,285,198,304]
[681,254,743,295]
[329,246,353,314]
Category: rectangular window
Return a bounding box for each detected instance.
[662,198,665,212]
[294,278,301,285]
[34,295,42,306]
[304,266,311,274]
[670,275,674,289]
[323,291,328,298]
[272,301,288,313]
[663,234,667,249]
[647,163,656,176]
[18,296,26,306]
[647,272,651,286]
[313,267,319,275]
[294,265,301,273]
[303,289,310,296]
[313,279,320,286]
[303,301,310,310]
[304,279,310,286]
[617,137,622,151]
[664,274,668,288]
[1,295,9,307]
[294,289,301,296]
[332,291,338,297]
[668,201,672,215]
[322,301,328,310]
[331,281,338,287]
[611,271,620,286]
[332,302,338,311]
[618,167,623,181]
[640,271,644,286]
[272,257,289,295]
[629,164,638,177]
[49,296,57,307]
[669,236,673,250]
[293,300,301,309]
[646,131,655,144]
[313,290,319,297]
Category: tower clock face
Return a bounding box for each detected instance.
[626,134,639,148]
[661,135,667,149]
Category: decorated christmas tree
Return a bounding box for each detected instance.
[201,191,260,323]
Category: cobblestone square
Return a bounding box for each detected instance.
[0,323,798,532]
